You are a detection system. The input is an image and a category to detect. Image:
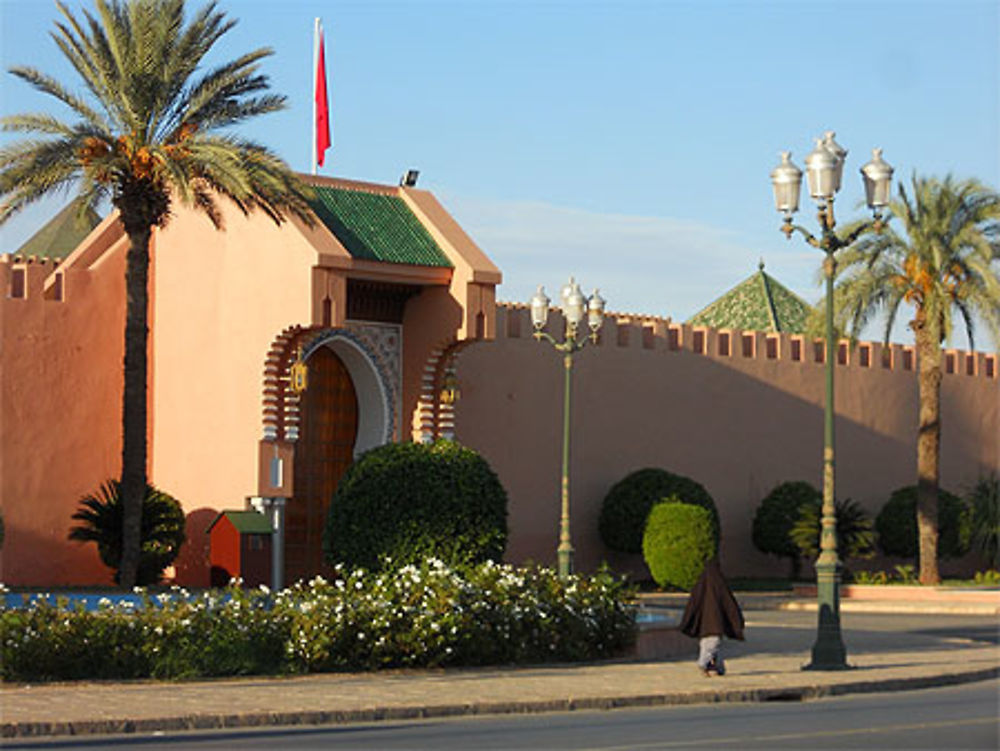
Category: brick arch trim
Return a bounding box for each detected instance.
[412,338,479,443]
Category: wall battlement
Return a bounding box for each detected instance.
[3,213,125,305]
[496,302,998,380]
[1,253,69,302]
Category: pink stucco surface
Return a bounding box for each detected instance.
[1,220,128,585]
[149,200,317,585]
[454,306,999,578]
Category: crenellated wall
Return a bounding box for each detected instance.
[454,303,999,578]
[1,242,127,585]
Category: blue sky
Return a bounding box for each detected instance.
[2,0,997,344]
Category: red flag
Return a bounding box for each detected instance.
[315,28,331,167]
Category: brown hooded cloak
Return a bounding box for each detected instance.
[679,558,745,640]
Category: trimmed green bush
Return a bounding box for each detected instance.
[642,499,718,591]
[752,481,820,578]
[67,480,186,586]
[875,485,970,560]
[791,497,876,562]
[599,468,718,554]
[324,440,508,571]
[1,561,637,682]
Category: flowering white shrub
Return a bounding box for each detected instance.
[1,561,636,682]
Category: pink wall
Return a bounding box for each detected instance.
[150,203,317,585]
[1,233,127,585]
[454,305,1000,578]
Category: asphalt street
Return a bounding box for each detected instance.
[6,678,997,750]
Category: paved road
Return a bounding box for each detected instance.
[7,679,997,749]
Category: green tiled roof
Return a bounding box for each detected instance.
[14,199,101,259]
[686,262,813,334]
[309,186,452,268]
[207,510,273,535]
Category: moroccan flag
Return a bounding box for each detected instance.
[315,25,331,167]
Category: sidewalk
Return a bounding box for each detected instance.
[2,595,998,739]
[638,587,1000,615]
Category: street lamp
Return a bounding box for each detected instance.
[770,132,893,671]
[530,277,606,579]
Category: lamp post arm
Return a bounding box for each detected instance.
[781,219,823,248]
[532,330,560,348]
[835,216,888,251]
[534,329,596,354]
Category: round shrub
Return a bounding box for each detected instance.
[324,440,508,571]
[875,485,970,560]
[67,480,186,586]
[752,481,820,577]
[642,499,718,591]
[599,468,718,554]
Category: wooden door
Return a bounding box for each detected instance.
[286,347,358,583]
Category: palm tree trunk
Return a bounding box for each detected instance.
[118,225,151,589]
[914,312,941,585]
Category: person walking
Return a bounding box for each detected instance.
[679,557,745,676]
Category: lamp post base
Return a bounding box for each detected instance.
[803,563,850,671]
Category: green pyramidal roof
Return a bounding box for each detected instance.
[13,199,102,259]
[686,263,813,334]
[308,186,452,268]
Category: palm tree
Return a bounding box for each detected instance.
[69,479,187,586]
[832,175,1000,584]
[1,0,314,587]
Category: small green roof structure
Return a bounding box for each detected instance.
[687,261,813,334]
[206,510,273,535]
[12,199,102,259]
[308,186,453,268]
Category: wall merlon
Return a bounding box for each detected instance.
[493,302,997,380]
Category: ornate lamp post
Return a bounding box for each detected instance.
[530,278,606,579]
[770,132,893,670]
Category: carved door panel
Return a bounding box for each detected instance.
[286,347,358,584]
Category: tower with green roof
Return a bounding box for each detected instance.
[9,199,102,260]
[686,261,813,334]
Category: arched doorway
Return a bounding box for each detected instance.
[286,346,358,582]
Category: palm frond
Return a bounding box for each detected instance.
[6,66,110,131]
[2,0,310,233]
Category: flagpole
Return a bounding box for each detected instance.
[312,17,319,175]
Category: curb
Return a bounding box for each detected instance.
[775,601,1000,616]
[4,666,997,740]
